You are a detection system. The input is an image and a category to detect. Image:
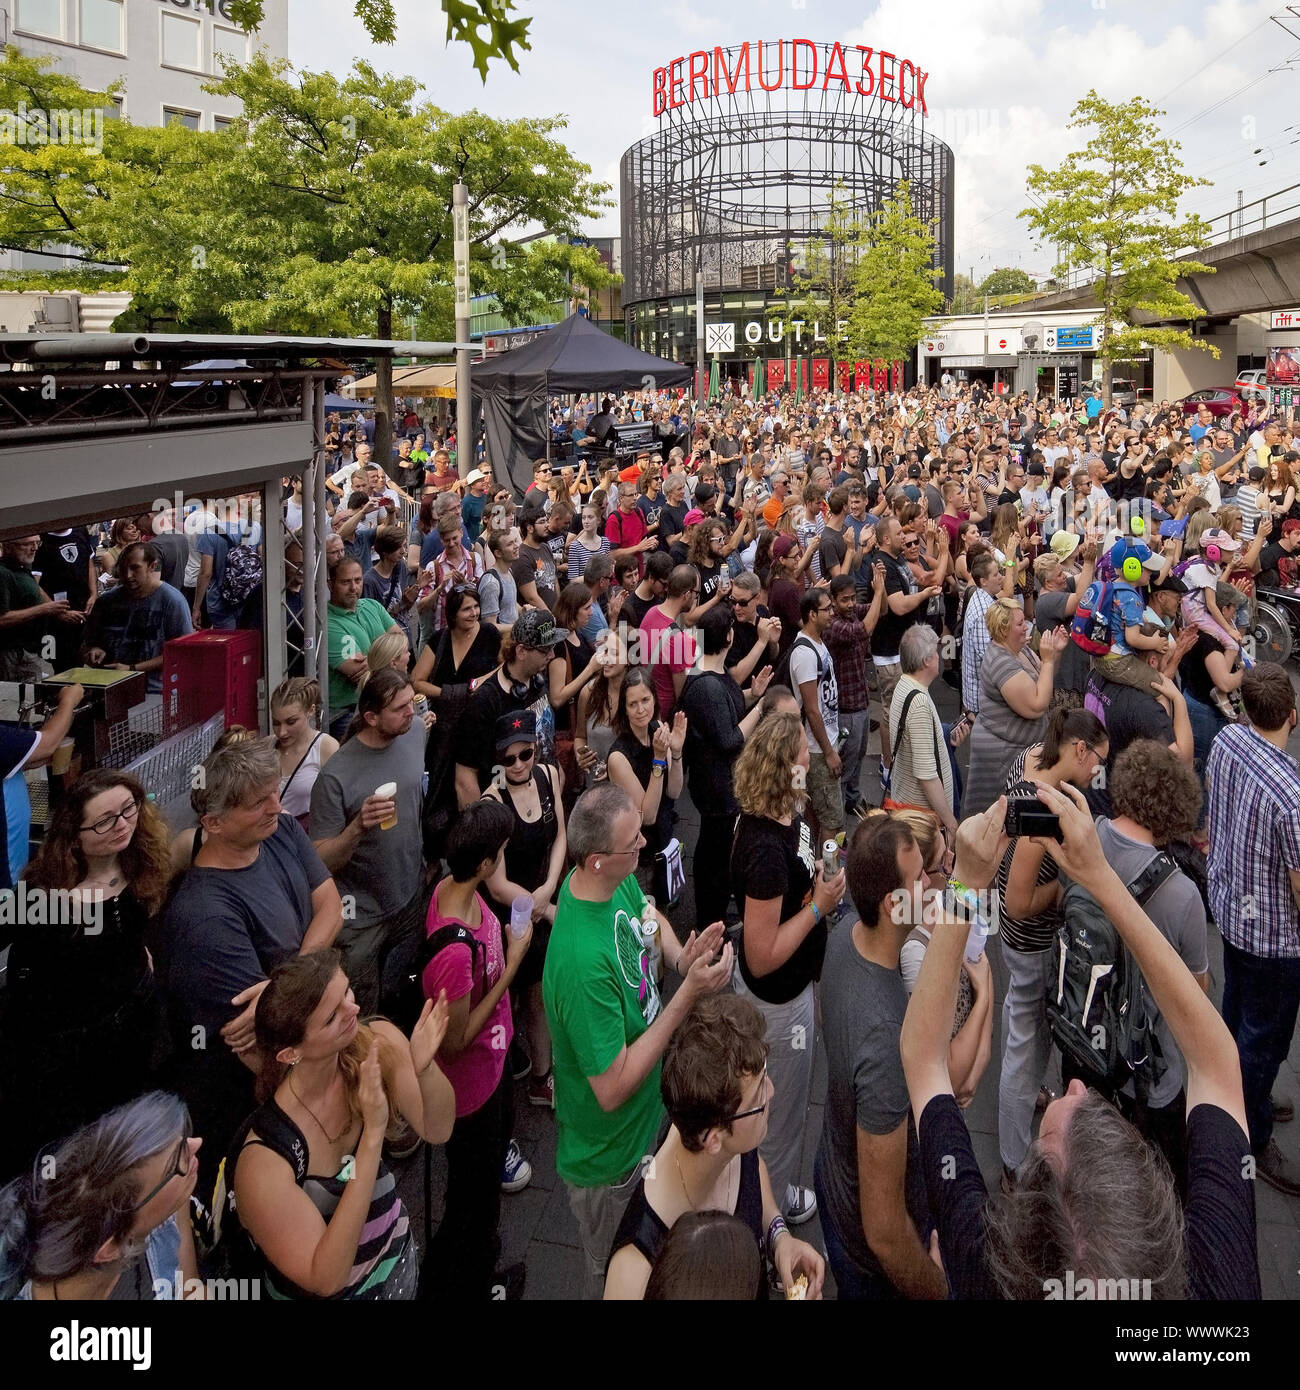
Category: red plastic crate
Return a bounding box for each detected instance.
[163,630,261,735]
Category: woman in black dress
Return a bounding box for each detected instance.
[482,711,568,1110]
[1,771,171,1179]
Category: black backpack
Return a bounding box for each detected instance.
[772,633,818,695]
[1045,852,1178,1099]
[390,922,487,1037]
[218,534,264,607]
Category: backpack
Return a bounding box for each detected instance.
[390,921,488,1038]
[772,633,818,694]
[1045,852,1179,1098]
[219,535,264,607]
[1070,579,1114,655]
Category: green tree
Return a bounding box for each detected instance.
[978,267,1036,297]
[772,185,862,378]
[227,0,532,80]
[1021,91,1216,399]
[948,271,977,315]
[845,182,946,365]
[0,49,613,464]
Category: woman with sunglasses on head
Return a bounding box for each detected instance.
[411,585,501,703]
[230,950,453,1301]
[482,711,567,1111]
[1,771,171,1180]
[0,1091,202,1301]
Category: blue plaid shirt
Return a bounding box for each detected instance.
[1206,724,1300,958]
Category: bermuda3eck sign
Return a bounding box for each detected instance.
[651,40,931,118]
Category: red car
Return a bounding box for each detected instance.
[1176,388,1244,418]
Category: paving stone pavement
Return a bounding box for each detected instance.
[394,669,1300,1300]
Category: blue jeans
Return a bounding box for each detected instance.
[941,724,964,817]
[1183,691,1228,808]
[1221,938,1300,1153]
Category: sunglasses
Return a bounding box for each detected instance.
[499,748,535,767]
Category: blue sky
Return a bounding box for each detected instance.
[290,0,1300,278]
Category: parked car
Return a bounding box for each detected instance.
[1083,377,1139,406]
[1175,387,1245,418]
[1235,368,1267,400]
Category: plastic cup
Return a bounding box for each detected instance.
[509,895,533,940]
[375,781,398,831]
[51,737,75,776]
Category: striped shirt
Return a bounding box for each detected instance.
[1206,724,1300,958]
[961,587,996,716]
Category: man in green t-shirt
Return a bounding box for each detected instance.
[542,783,732,1299]
[325,556,401,736]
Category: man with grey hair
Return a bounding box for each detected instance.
[887,624,957,840]
[542,782,733,1298]
[162,735,343,1189]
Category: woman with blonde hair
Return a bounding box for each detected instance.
[729,711,846,1228]
[357,629,410,691]
[2,770,172,1175]
[962,598,1068,815]
[271,677,338,831]
[229,950,454,1300]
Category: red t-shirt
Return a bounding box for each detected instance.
[640,605,696,717]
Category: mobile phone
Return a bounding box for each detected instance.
[1004,796,1063,841]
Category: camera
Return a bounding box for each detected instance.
[1004,796,1063,841]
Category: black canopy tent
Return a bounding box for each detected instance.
[470,315,693,496]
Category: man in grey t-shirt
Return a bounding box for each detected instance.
[309,673,428,1013]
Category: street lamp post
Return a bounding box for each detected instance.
[453,182,473,478]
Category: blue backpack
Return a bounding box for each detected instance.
[1070,579,1114,656]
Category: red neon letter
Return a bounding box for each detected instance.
[823,41,850,93]
[898,58,914,108]
[668,57,685,109]
[914,68,929,116]
[791,38,817,90]
[713,43,751,95]
[757,38,785,92]
[652,67,667,118]
[878,50,897,103]
[856,46,875,96]
[688,50,710,102]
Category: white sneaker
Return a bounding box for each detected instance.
[785,1184,818,1225]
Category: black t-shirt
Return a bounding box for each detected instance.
[35,529,94,608]
[637,494,664,535]
[544,528,570,575]
[512,542,558,611]
[679,668,746,813]
[726,608,772,685]
[457,668,552,786]
[1256,540,1290,589]
[610,729,674,864]
[696,560,725,604]
[1178,629,1228,707]
[730,813,822,1004]
[1084,669,1174,816]
[657,500,689,553]
[818,528,848,580]
[1108,463,1147,504]
[918,1094,1260,1300]
[872,551,920,659]
[1033,590,1090,695]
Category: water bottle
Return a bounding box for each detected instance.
[509,895,533,942]
[964,916,988,964]
[822,840,839,883]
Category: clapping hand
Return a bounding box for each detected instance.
[752,664,774,697]
[409,991,450,1077]
[668,710,688,758]
[1039,626,1070,660]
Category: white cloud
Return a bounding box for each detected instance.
[289,0,1297,275]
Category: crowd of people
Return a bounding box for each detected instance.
[1,373,1297,1302]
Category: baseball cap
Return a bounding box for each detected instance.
[1248,466,1268,483]
[907,464,922,479]
[494,709,537,751]
[772,534,798,560]
[1050,530,1081,561]
[1200,527,1240,553]
[1151,573,1188,595]
[464,468,486,485]
[683,508,706,527]
[513,610,568,649]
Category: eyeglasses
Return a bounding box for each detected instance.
[500,749,535,767]
[727,1066,770,1122]
[601,831,646,858]
[81,799,140,837]
[130,1121,193,1211]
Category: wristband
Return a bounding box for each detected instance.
[766,1215,789,1255]
[651,758,668,769]
[809,902,821,926]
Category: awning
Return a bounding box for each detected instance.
[344,363,457,398]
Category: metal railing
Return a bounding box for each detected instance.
[1051,182,1300,292]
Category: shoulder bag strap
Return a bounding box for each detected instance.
[890,688,921,763]
[281,732,323,799]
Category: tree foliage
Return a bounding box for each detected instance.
[772,184,862,371]
[978,267,1036,297]
[845,182,946,364]
[227,0,532,80]
[1021,91,1216,396]
[0,48,612,461]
